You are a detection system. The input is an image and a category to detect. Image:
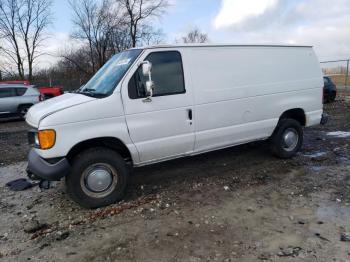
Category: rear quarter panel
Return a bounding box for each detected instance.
[185,46,323,152]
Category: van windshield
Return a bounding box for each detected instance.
[79,49,142,97]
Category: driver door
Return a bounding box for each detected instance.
[121,50,195,164]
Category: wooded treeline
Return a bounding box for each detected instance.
[0,0,209,89]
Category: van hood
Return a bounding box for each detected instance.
[26,93,96,127]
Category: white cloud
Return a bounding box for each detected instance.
[35,32,84,69]
[214,0,279,29]
[211,0,350,60]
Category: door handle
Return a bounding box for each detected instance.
[187,109,192,120]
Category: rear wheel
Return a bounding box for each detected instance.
[330,91,336,102]
[66,147,130,208]
[270,119,303,159]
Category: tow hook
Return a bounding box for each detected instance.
[39,180,52,189]
[26,169,52,189]
[26,168,40,180]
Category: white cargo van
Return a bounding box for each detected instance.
[26,44,326,208]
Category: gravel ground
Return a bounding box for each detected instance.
[1,98,350,261]
[0,117,29,165]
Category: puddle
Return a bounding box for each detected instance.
[337,157,350,165]
[327,131,350,138]
[317,202,350,226]
[309,166,326,172]
[304,152,327,158]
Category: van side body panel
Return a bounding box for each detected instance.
[184,46,323,152]
[120,49,195,164]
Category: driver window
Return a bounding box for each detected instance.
[128,51,185,99]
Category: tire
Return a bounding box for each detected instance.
[330,91,336,102]
[66,147,130,208]
[18,104,31,119]
[270,119,303,159]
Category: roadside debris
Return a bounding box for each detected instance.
[55,231,70,241]
[277,247,303,257]
[88,196,157,222]
[6,178,38,191]
[24,220,49,234]
[315,233,330,242]
[340,233,350,242]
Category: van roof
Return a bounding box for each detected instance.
[134,43,313,50]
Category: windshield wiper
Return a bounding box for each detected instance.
[81,88,96,92]
[77,89,108,98]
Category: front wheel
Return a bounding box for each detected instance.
[270,119,303,159]
[66,148,130,208]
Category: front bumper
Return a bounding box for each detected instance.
[27,149,71,181]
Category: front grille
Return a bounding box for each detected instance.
[27,129,37,146]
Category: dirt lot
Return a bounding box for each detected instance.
[1,98,350,262]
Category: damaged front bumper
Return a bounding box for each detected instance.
[26,149,71,181]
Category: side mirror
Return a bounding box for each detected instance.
[142,60,154,100]
[142,61,152,76]
[145,81,154,97]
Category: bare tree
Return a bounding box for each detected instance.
[0,0,52,80]
[69,0,166,75]
[69,0,101,73]
[139,25,164,46]
[69,0,130,73]
[118,0,168,47]
[180,28,209,44]
[18,0,52,80]
[0,0,25,78]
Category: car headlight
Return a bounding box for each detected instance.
[34,132,40,147]
[37,129,56,150]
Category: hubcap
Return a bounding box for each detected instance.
[81,163,117,198]
[86,167,112,192]
[283,128,299,151]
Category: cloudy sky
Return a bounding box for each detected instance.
[43,0,350,63]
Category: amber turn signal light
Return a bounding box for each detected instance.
[38,129,56,150]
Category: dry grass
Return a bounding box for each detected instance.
[327,74,349,87]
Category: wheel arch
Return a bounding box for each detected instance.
[66,137,133,164]
[279,108,306,126]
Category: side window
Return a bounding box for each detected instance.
[16,88,27,96]
[0,88,16,98]
[128,51,185,99]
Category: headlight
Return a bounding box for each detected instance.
[38,129,56,150]
[34,132,40,147]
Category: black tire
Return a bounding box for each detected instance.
[330,91,336,102]
[18,104,31,119]
[323,95,329,104]
[66,147,129,208]
[270,119,303,159]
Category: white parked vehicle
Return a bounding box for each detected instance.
[0,84,42,118]
[26,44,326,208]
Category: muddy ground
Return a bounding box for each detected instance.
[1,98,350,262]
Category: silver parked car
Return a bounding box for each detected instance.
[0,84,41,118]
